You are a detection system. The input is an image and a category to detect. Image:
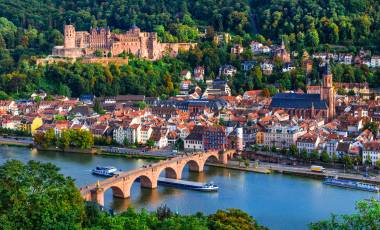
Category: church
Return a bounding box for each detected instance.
[270,64,336,121]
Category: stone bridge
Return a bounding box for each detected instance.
[80,150,237,206]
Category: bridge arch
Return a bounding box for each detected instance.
[157,166,180,179]
[178,158,203,179]
[132,174,156,189]
[109,185,127,198]
[205,154,219,163]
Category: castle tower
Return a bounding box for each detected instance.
[320,63,335,120]
[64,25,76,49]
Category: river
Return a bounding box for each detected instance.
[0,146,376,230]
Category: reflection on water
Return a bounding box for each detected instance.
[0,146,376,230]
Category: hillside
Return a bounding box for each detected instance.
[252,0,380,51]
[0,0,251,33]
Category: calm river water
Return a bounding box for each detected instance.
[0,146,376,229]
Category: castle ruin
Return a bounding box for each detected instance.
[53,24,196,60]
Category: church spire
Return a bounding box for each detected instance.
[323,61,332,76]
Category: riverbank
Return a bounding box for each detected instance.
[36,146,98,154]
[98,151,166,160]
[208,160,380,185]
[206,162,271,174]
[0,138,33,147]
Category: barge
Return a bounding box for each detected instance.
[157,177,219,192]
[323,177,380,193]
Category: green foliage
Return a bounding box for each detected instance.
[311,150,320,161]
[376,160,380,170]
[134,101,147,110]
[0,127,31,137]
[36,128,94,149]
[362,121,379,136]
[300,149,308,161]
[289,144,298,156]
[208,208,267,230]
[93,99,105,115]
[310,199,380,230]
[320,151,331,163]
[147,139,155,148]
[252,0,380,51]
[0,160,85,229]
[175,138,184,151]
[244,159,250,168]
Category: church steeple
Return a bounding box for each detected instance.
[323,62,333,88]
[320,61,335,120]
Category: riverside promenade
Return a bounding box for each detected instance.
[209,160,380,185]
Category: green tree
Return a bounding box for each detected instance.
[244,159,250,168]
[93,100,105,115]
[310,199,380,230]
[0,160,85,229]
[208,208,267,230]
[311,150,319,161]
[58,130,71,149]
[289,144,298,156]
[300,149,308,161]
[123,137,130,147]
[175,138,184,151]
[375,160,380,170]
[362,121,379,136]
[147,139,155,148]
[320,151,330,163]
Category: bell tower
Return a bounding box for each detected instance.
[64,24,76,49]
[320,62,335,120]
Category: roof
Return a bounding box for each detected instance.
[271,93,328,109]
[185,132,203,141]
[336,142,350,152]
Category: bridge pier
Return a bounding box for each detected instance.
[140,176,157,189]
[189,163,204,172]
[91,189,104,207]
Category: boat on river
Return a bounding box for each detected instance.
[157,177,219,192]
[323,177,380,193]
[92,166,119,177]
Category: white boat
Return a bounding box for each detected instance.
[92,166,118,177]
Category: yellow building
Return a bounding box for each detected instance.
[20,117,43,135]
[256,131,264,145]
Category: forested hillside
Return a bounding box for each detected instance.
[252,0,380,51]
[0,0,251,34]
[0,0,379,99]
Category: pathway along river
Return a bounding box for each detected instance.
[0,146,377,229]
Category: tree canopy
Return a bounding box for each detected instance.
[310,199,380,229]
[0,160,85,229]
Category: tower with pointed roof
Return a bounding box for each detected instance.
[320,62,335,120]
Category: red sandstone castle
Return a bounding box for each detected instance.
[53,24,196,60]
